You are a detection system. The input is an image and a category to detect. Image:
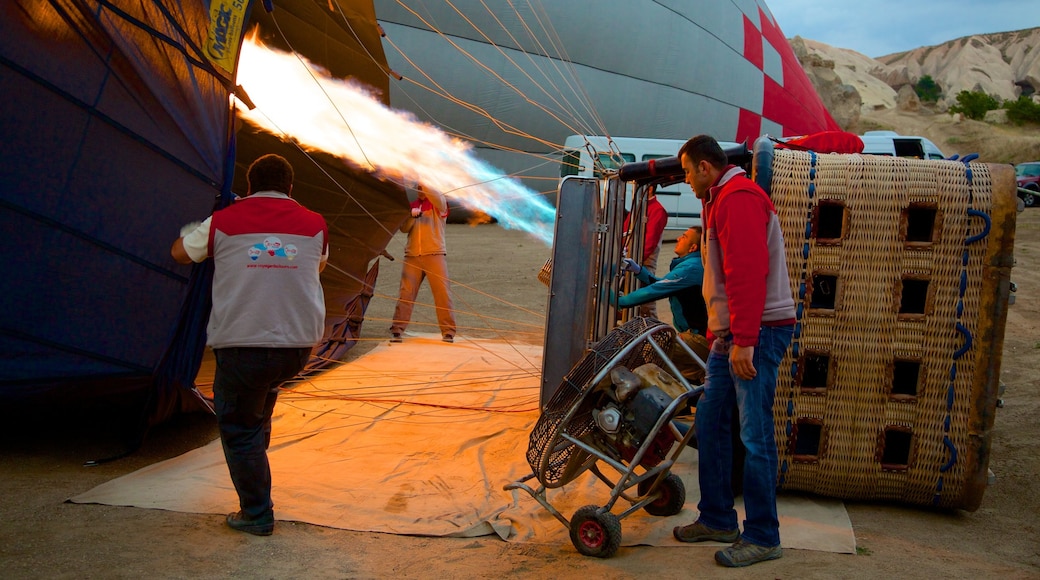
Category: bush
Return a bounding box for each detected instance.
[949,90,1001,120]
[1004,96,1040,125]
[914,75,942,103]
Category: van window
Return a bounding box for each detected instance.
[593,152,635,178]
[892,139,925,158]
[560,149,580,177]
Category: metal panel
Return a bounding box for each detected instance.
[540,177,599,406]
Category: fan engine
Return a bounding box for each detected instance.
[590,365,683,468]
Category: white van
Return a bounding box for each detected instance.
[560,135,706,230]
[859,130,946,159]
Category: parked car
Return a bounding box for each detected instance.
[1016,162,1040,207]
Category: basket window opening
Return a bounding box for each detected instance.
[810,274,839,310]
[881,428,913,471]
[793,420,823,461]
[892,359,921,398]
[814,201,846,242]
[800,352,830,393]
[904,204,939,244]
[899,278,929,315]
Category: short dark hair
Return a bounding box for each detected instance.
[678,135,727,169]
[247,154,293,194]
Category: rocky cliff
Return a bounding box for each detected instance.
[791,27,1040,132]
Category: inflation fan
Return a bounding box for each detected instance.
[505,317,705,558]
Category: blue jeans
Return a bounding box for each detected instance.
[695,325,793,547]
[213,347,311,519]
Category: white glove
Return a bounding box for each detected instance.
[180,220,202,238]
[410,207,422,217]
[622,258,641,273]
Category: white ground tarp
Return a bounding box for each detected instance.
[71,335,855,553]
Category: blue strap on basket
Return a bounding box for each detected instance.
[780,150,818,485]
[934,156,990,505]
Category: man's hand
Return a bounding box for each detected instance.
[622,258,641,273]
[171,237,193,264]
[730,344,757,380]
[410,207,422,218]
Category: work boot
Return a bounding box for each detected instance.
[672,520,740,543]
[390,332,403,343]
[714,538,782,567]
[226,511,274,536]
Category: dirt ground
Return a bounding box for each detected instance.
[2,203,1038,579]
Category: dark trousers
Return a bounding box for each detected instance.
[213,346,311,519]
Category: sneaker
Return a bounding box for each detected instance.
[442,335,454,343]
[714,538,782,567]
[390,333,403,343]
[672,520,740,543]
[226,511,274,536]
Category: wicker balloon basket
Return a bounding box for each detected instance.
[766,150,1017,511]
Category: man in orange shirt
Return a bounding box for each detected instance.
[389,184,457,343]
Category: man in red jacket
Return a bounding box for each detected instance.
[622,186,668,317]
[671,135,795,568]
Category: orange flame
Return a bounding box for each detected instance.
[235,35,555,244]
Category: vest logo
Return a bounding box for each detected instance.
[248,236,298,261]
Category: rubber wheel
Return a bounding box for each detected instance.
[638,472,686,516]
[569,505,622,558]
[1023,190,1037,207]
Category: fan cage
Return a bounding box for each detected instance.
[526,318,679,487]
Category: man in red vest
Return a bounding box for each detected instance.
[171,154,328,536]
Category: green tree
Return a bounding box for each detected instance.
[1004,95,1040,125]
[949,90,1001,120]
[914,75,941,102]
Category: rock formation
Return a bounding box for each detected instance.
[789,27,1040,130]
[879,32,1037,105]
[896,84,921,112]
[789,37,864,129]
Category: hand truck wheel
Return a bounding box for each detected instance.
[637,472,686,517]
[569,505,622,558]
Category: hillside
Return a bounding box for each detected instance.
[790,28,1040,164]
[877,28,1040,106]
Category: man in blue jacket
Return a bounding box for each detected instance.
[618,226,707,336]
